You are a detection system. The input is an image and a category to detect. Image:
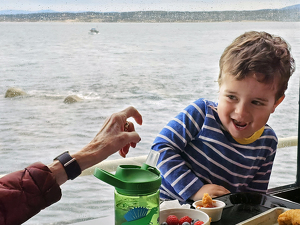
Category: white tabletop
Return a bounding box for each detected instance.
[72,216,114,224]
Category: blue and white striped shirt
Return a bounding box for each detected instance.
[151,98,277,202]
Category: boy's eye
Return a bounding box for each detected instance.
[227,95,237,100]
[252,100,264,106]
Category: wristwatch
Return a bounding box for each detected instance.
[54,151,82,180]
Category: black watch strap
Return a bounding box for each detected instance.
[54,151,81,180]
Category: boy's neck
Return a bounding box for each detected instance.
[233,127,265,144]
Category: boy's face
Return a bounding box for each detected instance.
[217,72,284,139]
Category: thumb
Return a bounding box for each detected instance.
[124,131,141,145]
[118,132,141,158]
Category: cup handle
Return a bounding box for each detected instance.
[94,167,124,188]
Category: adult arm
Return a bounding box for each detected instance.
[0,106,142,224]
[0,163,61,225]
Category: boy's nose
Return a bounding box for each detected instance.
[235,102,249,119]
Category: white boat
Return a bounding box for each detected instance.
[89,28,99,34]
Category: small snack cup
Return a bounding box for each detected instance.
[192,199,226,222]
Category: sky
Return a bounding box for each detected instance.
[0,0,300,12]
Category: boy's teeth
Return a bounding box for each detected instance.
[234,120,247,127]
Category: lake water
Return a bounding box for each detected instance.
[0,21,299,224]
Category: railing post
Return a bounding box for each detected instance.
[297,86,300,186]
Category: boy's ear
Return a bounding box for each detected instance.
[272,95,285,113]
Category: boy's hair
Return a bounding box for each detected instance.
[218,31,295,101]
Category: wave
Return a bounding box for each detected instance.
[13,89,104,101]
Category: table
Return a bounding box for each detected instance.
[72,192,300,225]
[72,216,114,224]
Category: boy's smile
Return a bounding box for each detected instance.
[217,72,284,140]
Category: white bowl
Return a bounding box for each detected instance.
[192,200,226,222]
[160,208,210,225]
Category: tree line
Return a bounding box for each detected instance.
[0,8,299,22]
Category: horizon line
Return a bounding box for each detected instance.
[0,4,299,14]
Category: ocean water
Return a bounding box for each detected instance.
[0,21,299,224]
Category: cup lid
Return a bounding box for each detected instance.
[94,164,161,195]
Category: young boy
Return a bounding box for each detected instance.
[151,31,295,203]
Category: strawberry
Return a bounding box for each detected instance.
[179,216,192,225]
[193,221,204,225]
[166,215,179,225]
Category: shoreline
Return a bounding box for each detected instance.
[0,20,299,23]
[1,8,299,23]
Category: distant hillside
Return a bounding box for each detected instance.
[0,5,299,22]
[281,4,300,10]
[0,9,56,15]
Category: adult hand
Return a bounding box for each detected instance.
[49,106,142,186]
[190,184,230,201]
[75,106,143,171]
[97,106,143,158]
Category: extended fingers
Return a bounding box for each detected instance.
[100,107,142,158]
[122,106,143,125]
[119,144,130,158]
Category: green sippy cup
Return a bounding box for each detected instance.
[94,150,161,225]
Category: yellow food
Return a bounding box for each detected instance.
[278,209,300,225]
[202,193,214,208]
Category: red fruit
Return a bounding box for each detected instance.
[179,216,192,225]
[166,215,179,225]
[194,221,204,225]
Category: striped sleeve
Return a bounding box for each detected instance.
[152,99,208,200]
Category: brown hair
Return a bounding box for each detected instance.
[218,31,295,101]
